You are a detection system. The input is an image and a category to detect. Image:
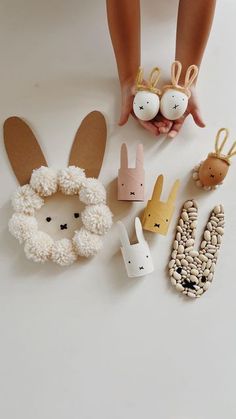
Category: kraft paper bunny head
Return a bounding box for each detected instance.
[4,112,113,266]
[142,175,180,236]
[160,61,198,120]
[118,217,154,278]
[193,128,236,190]
[118,143,145,201]
[133,67,161,121]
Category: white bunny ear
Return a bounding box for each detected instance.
[171,61,182,86]
[135,144,144,170]
[184,65,198,89]
[117,221,130,248]
[215,128,229,154]
[120,143,128,170]
[135,217,145,243]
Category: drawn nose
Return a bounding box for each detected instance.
[173,104,179,109]
[60,224,68,230]
[210,174,215,178]
[139,266,144,270]
[154,223,160,228]
[130,191,135,195]
[139,106,144,110]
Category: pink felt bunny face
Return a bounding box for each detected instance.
[118,143,145,201]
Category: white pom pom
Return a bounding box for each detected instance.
[9,213,38,243]
[81,204,113,235]
[51,239,77,266]
[79,178,106,205]
[30,166,58,196]
[58,166,85,195]
[12,185,44,215]
[73,227,103,257]
[24,231,53,263]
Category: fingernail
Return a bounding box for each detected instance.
[159,127,169,133]
[168,130,176,138]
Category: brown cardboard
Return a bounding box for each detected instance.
[69,111,107,178]
[4,117,47,186]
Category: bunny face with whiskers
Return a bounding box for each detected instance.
[193,128,236,190]
[160,61,198,121]
[118,143,145,201]
[133,67,161,121]
[5,112,113,266]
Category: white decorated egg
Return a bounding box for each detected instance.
[160,89,188,120]
[133,91,160,121]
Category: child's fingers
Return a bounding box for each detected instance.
[167,120,184,138]
[191,107,205,128]
[138,119,159,136]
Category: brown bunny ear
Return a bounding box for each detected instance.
[4,117,47,185]
[69,111,107,178]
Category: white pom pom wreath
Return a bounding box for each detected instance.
[81,204,113,235]
[58,166,85,195]
[73,227,103,257]
[12,185,44,215]
[9,167,112,265]
[8,213,38,243]
[51,239,78,266]
[79,178,106,205]
[30,166,58,196]
[24,231,53,263]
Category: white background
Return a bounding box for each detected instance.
[0,1,236,418]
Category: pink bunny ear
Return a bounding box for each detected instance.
[120,143,128,170]
[136,144,144,171]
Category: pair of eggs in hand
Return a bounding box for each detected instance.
[133,89,188,121]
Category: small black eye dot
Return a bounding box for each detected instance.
[177,267,182,274]
[148,214,151,217]
[128,261,131,264]
[122,183,124,186]
[220,173,222,176]
[147,101,149,104]
[141,183,143,186]
[146,255,149,258]
[74,213,80,219]
[46,217,51,222]
[182,98,184,101]
[172,95,174,98]
[209,167,211,170]
[166,219,169,222]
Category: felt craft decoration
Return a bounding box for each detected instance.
[160,61,198,120]
[133,67,161,121]
[117,143,145,201]
[192,128,236,190]
[169,200,224,298]
[117,217,154,278]
[4,112,113,266]
[142,175,180,236]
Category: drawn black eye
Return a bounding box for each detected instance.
[177,267,182,274]
[128,261,131,264]
[146,255,149,258]
[140,183,143,186]
[147,101,149,104]
[220,173,222,176]
[74,213,80,219]
[46,217,51,222]
[182,98,184,101]
[209,167,211,170]
[172,95,174,98]
[166,219,169,222]
[122,183,124,186]
[148,214,151,217]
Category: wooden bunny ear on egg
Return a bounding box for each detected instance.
[184,64,198,93]
[4,117,48,185]
[69,111,107,178]
[171,60,182,87]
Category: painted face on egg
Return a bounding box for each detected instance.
[160,89,188,120]
[198,156,229,187]
[133,91,160,121]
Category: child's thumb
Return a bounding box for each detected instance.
[192,107,205,128]
[119,105,130,126]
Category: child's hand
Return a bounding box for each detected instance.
[155,86,205,138]
[118,80,160,136]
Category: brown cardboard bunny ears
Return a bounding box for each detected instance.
[135,67,161,95]
[163,61,198,98]
[4,111,107,185]
[210,128,236,165]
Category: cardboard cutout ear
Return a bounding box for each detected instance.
[69,111,107,178]
[151,175,163,202]
[135,144,143,170]
[120,143,128,169]
[4,117,47,185]
[168,180,180,205]
[135,217,145,243]
[117,221,130,248]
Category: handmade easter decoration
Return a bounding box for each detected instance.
[192,128,236,191]
[118,143,144,201]
[160,61,198,120]
[133,67,161,121]
[4,112,113,266]
[169,200,224,298]
[142,175,180,236]
[118,217,154,278]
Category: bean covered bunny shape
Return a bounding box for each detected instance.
[142,175,180,236]
[118,143,145,201]
[118,217,154,278]
[4,112,113,266]
[160,61,198,120]
[133,67,161,121]
[193,128,236,190]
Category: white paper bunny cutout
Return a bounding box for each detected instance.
[117,217,154,278]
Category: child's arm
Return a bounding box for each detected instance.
[164,0,216,138]
[106,0,159,135]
